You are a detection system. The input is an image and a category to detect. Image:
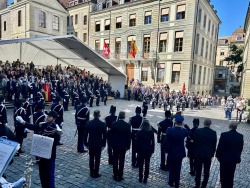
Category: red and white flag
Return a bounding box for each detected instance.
[102,42,110,58]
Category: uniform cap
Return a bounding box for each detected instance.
[45,110,58,119]
[109,105,116,114]
[174,115,184,123]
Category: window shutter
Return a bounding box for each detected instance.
[177,5,186,12]
[160,33,168,40]
[176,31,184,38]
[161,8,169,15]
[173,64,181,71]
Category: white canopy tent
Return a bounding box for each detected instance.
[0,35,126,97]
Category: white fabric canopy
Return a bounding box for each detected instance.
[0,35,126,97]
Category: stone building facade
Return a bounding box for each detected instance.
[214,27,244,96]
[0,0,68,40]
[86,0,221,94]
[241,2,250,98]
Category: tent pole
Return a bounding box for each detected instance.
[20,42,22,62]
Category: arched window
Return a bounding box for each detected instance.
[106,1,112,8]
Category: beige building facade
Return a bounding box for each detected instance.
[0,0,68,40]
[241,2,250,98]
[84,0,221,94]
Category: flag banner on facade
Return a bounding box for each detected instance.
[182,82,186,95]
[102,42,110,58]
[130,39,138,58]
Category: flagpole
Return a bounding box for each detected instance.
[109,10,111,59]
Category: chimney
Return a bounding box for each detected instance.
[0,0,7,10]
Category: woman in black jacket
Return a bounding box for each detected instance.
[136,120,155,183]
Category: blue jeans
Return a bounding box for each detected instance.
[211,102,214,108]
[226,111,232,120]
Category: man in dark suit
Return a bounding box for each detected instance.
[84,110,107,178]
[7,77,14,101]
[216,121,244,188]
[194,118,217,188]
[163,115,190,188]
[110,111,131,181]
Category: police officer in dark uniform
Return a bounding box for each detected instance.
[73,89,80,110]
[157,110,173,171]
[51,96,64,145]
[13,99,27,153]
[142,98,148,117]
[32,96,41,114]
[50,88,57,103]
[103,89,108,106]
[23,97,31,123]
[0,96,8,126]
[95,89,100,106]
[14,82,21,101]
[33,103,46,126]
[186,118,199,176]
[105,105,118,164]
[75,97,90,153]
[15,111,62,188]
[37,89,45,106]
[21,81,29,99]
[88,88,94,107]
[63,88,70,111]
[129,106,144,168]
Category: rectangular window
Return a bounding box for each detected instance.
[220,49,225,56]
[141,64,148,81]
[200,37,204,57]
[67,17,69,26]
[144,35,150,58]
[195,34,200,54]
[175,31,184,52]
[105,19,110,30]
[203,67,206,84]
[83,33,87,42]
[157,63,165,82]
[116,17,122,28]
[145,11,152,24]
[212,24,214,36]
[71,16,73,26]
[205,41,209,58]
[115,38,121,59]
[4,21,6,31]
[84,15,87,25]
[198,66,202,84]
[161,8,169,22]
[219,60,223,66]
[172,64,181,83]
[129,14,136,27]
[203,14,207,28]
[159,33,167,53]
[207,68,210,84]
[208,19,211,32]
[176,4,186,20]
[209,44,212,60]
[18,10,21,27]
[193,64,197,84]
[75,14,78,25]
[95,21,100,32]
[95,40,100,52]
[39,11,46,28]
[198,9,202,23]
[53,15,59,31]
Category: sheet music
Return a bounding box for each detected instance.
[0,138,20,177]
[30,134,54,159]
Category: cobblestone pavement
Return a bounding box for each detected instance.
[4,99,250,188]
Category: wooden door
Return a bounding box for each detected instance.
[126,64,135,85]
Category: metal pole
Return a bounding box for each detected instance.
[155,0,160,85]
[20,42,22,62]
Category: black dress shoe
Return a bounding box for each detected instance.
[113,175,118,181]
[90,172,94,178]
[56,142,63,146]
[78,150,88,153]
[94,173,101,178]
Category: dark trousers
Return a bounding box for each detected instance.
[195,157,211,188]
[107,133,113,164]
[104,97,107,105]
[15,128,24,150]
[8,89,13,101]
[131,138,138,166]
[77,126,85,152]
[190,102,194,110]
[89,148,102,175]
[189,156,195,173]
[138,152,151,179]
[161,144,169,170]
[169,158,182,188]
[39,158,55,188]
[113,149,126,178]
[15,93,20,101]
[63,98,69,110]
[96,96,100,105]
[74,99,79,110]
[220,162,236,188]
[89,97,93,107]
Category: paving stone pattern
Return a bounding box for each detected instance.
[4,99,250,188]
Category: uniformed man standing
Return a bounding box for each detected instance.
[88,88,94,107]
[169,97,174,111]
[14,82,21,101]
[75,97,90,153]
[0,96,7,126]
[142,99,148,117]
[16,111,62,188]
[51,96,64,145]
[157,110,173,171]
[127,87,131,101]
[103,89,108,106]
[176,97,181,112]
[105,105,118,165]
[73,89,80,110]
[63,88,70,111]
[95,89,101,106]
[21,81,29,100]
[181,97,186,111]
[23,97,31,123]
[50,88,57,103]
[129,106,144,168]
[163,115,190,187]
[14,99,27,154]
[185,118,199,176]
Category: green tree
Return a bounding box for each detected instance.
[224,44,244,73]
